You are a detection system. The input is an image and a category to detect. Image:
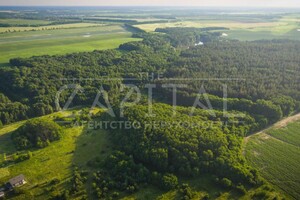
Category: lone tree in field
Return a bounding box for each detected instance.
[12,118,63,149]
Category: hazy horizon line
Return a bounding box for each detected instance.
[0,5,300,9]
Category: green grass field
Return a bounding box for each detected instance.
[245,121,300,200]
[0,25,141,64]
[0,109,111,200]
[134,13,300,41]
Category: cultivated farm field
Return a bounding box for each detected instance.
[245,120,300,200]
[134,13,300,41]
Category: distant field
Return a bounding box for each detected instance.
[223,29,300,41]
[0,22,102,33]
[245,120,300,200]
[0,25,141,64]
[0,18,53,25]
[134,14,300,41]
[134,20,281,32]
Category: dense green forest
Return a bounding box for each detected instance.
[1,28,299,127]
[0,27,299,199]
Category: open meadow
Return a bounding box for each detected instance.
[0,109,113,199]
[134,13,300,41]
[0,24,141,64]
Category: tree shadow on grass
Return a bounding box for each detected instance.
[0,131,17,155]
[0,62,11,67]
[72,123,113,169]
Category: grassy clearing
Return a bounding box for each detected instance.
[0,109,111,199]
[73,128,112,168]
[0,121,24,155]
[0,25,141,64]
[73,127,113,199]
[0,112,80,198]
[7,125,84,198]
[245,121,300,199]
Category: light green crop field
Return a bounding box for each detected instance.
[134,20,281,32]
[134,14,300,41]
[245,121,300,200]
[0,25,141,64]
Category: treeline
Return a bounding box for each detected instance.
[0,20,81,28]
[84,18,137,23]
[155,27,222,47]
[155,89,297,133]
[123,24,145,33]
[0,23,47,27]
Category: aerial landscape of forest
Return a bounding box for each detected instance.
[0,2,299,200]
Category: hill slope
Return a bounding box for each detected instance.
[0,109,112,200]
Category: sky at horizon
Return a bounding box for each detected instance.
[1,0,300,8]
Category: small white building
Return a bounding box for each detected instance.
[195,41,204,46]
[221,33,228,37]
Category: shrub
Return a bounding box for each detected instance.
[161,173,178,190]
[12,118,63,149]
[51,178,61,185]
[236,183,247,195]
[220,178,232,188]
[252,190,270,199]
